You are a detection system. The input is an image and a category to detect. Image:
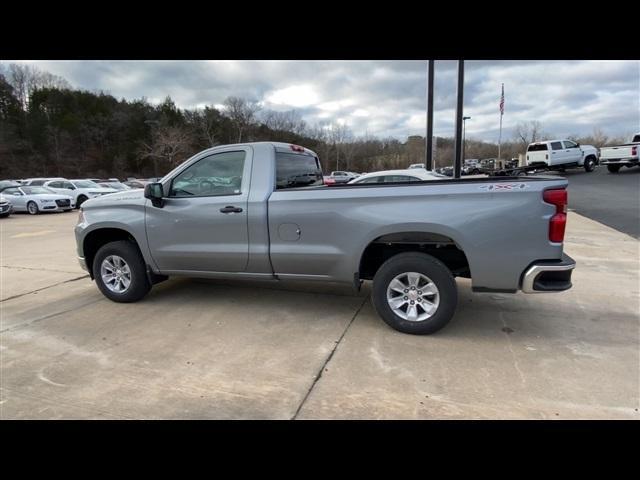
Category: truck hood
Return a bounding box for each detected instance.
[81,188,146,209]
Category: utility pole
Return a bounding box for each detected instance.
[425,60,434,171]
[463,116,471,160]
[453,61,464,179]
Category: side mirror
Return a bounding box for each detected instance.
[144,182,165,208]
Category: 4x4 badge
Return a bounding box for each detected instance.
[479,183,529,191]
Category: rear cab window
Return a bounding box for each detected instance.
[527,143,548,152]
[275,149,323,189]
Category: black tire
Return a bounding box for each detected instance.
[0,212,10,218]
[92,240,151,302]
[371,252,458,335]
[27,201,39,215]
[76,195,88,208]
[607,165,621,173]
[471,169,480,175]
[583,156,596,172]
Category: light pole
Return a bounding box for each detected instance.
[462,116,471,161]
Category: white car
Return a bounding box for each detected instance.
[526,139,598,172]
[408,163,426,169]
[348,168,447,184]
[0,185,75,214]
[0,194,13,218]
[41,178,117,208]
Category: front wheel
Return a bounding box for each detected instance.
[583,157,596,172]
[27,201,39,215]
[607,165,621,173]
[371,252,458,335]
[93,240,151,302]
[76,195,88,208]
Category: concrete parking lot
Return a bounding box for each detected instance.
[1,209,638,419]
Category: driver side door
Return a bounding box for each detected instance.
[145,148,252,273]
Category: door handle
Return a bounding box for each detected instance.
[219,206,243,213]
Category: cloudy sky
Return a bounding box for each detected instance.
[5,60,639,142]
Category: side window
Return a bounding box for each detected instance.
[62,182,75,189]
[170,151,246,197]
[4,187,20,195]
[550,142,563,150]
[276,153,323,189]
[564,140,578,149]
[30,180,45,186]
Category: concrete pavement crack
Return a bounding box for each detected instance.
[0,274,89,303]
[291,296,368,420]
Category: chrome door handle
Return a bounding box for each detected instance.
[219,206,243,213]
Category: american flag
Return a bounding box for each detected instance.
[499,83,504,115]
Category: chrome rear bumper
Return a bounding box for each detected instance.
[521,254,576,294]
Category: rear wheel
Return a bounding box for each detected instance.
[93,240,151,302]
[27,201,39,215]
[583,156,596,172]
[607,165,621,173]
[371,252,458,335]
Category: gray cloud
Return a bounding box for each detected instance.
[4,59,639,142]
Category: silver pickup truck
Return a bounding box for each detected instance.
[75,142,576,334]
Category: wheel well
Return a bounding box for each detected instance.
[83,228,139,277]
[359,232,470,281]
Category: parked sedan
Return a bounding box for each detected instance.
[0,194,13,218]
[329,171,360,183]
[98,181,131,191]
[348,169,446,184]
[123,179,150,189]
[0,186,75,214]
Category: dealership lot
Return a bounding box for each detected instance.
[1,208,638,419]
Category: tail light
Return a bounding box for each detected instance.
[543,188,567,243]
[290,144,305,152]
[632,146,637,156]
[545,154,548,160]
[323,177,336,185]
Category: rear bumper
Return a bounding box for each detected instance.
[600,158,638,166]
[521,254,576,294]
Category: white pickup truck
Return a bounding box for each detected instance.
[599,133,640,173]
[526,139,599,172]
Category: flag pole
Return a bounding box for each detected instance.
[498,83,504,160]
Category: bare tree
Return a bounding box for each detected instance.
[186,106,221,147]
[513,121,546,150]
[222,96,261,142]
[140,125,194,176]
[262,109,307,135]
[3,63,70,110]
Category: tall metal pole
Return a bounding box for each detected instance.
[425,60,434,171]
[453,61,464,179]
[498,83,504,160]
[463,116,471,161]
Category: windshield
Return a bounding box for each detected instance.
[22,186,55,195]
[72,180,100,188]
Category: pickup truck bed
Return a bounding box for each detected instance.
[75,142,576,335]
